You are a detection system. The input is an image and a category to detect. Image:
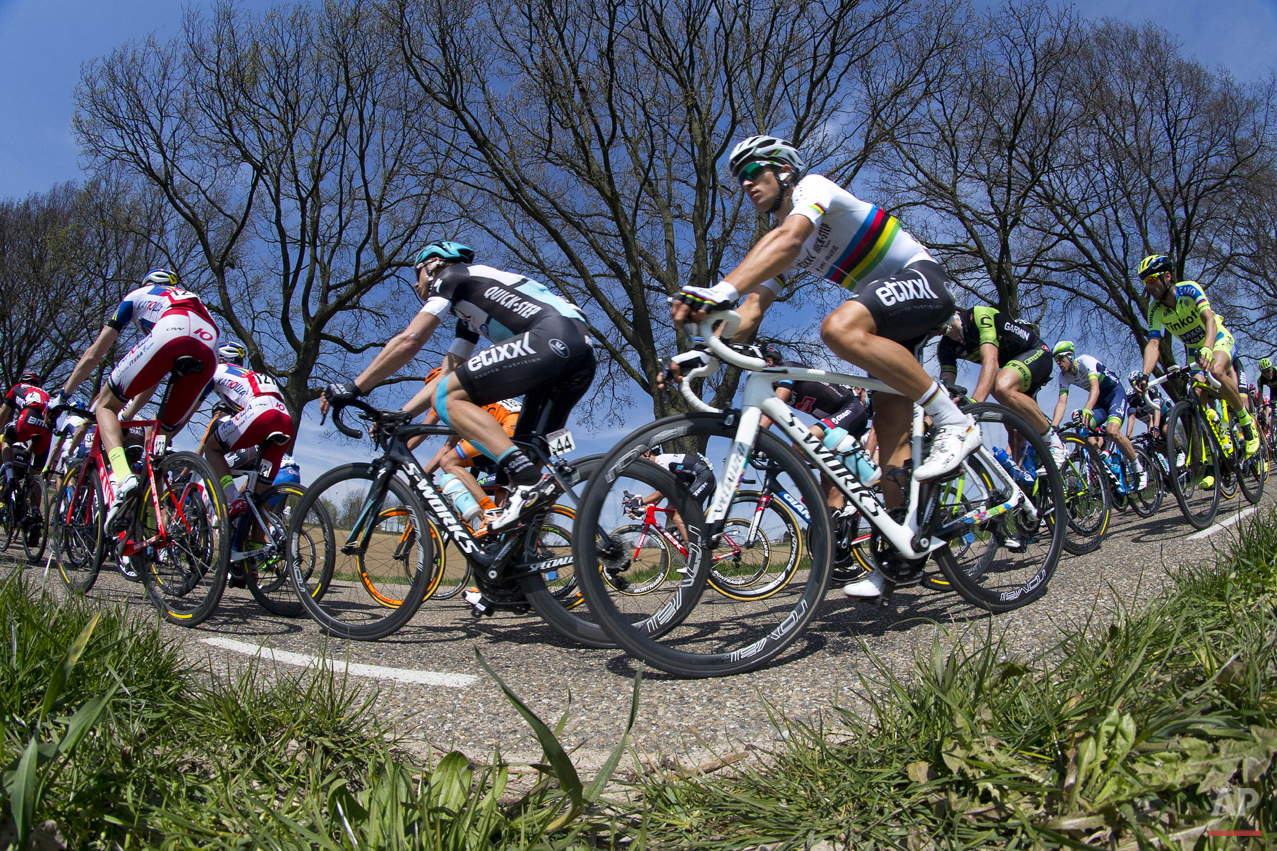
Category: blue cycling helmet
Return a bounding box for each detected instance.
[414,241,475,269]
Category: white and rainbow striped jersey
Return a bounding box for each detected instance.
[784,175,933,289]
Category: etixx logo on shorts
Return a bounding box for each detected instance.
[468,335,534,370]
[549,339,570,358]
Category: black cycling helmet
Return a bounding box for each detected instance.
[19,370,39,384]
[762,343,783,364]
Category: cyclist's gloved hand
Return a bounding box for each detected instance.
[323,380,361,407]
[623,495,643,514]
[1132,372,1150,392]
[661,349,713,390]
[672,281,739,314]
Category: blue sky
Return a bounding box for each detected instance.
[2,0,1274,479]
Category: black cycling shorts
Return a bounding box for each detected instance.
[455,315,597,439]
[850,259,956,357]
[685,468,716,504]
[1006,344,1052,397]
[820,395,870,439]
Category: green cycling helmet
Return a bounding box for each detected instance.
[1262,357,1273,371]
[1052,340,1075,357]
[1137,254,1173,280]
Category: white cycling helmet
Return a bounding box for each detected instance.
[217,342,247,366]
[728,135,807,181]
[142,268,179,288]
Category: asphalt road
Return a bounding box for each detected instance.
[8,486,1272,773]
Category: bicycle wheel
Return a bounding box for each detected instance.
[16,472,46,563]
[1129,447,1163,516]
[288,463,434,640]
[2,483,20,552]
[573,413,832,678]
[1237,436,1266,505]
[135,451,230,627]
[519,455,626,650]
[932,404,1066,612]
[51,460,105,593]
[601,523,675,595]
[424,517,473,600]
[246,484,335,617]
[708,490,804,601]
[1165,401,1220,530]
[1058,434,1110,555]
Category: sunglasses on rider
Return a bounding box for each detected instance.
[1141,272,1162,284]
[737,161,772,185]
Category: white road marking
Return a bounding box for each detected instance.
[1187,506,1260,540]
[200,637,478,688]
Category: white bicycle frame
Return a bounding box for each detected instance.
[677,311,1034,561]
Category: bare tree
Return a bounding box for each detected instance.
[875,0,1083,328]
[74,0,454,419]
[1035,21,1277,364]
[392,0,950,420]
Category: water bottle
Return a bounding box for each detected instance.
[991,446,1033,485]
[1021,444,1039,483]
[1206,408,1233,454]
[822,427,880,485]
[439,473,482,522]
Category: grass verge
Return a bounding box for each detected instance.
[620,509,1277,849]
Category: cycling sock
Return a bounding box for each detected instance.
[107,446,132,482]
[496,447,539,486]
[479,496,497,512]
[918,382,967,427]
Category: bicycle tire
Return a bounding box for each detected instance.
[573,413,832,678]
[18,472,46,563]
[1058,433,1110,555]
[424,516,473,600]
[135,451,231,627]
[288,463,434,640]
[2,481,19,552]
[706,490,804,601]
[932,404,1065,612]
[51,459,105,593]
[1129,447,1163,516]
[246,483,335,617]
[1165,401,1220,530]
[1237,437,1266,506]
[354,507,440,607]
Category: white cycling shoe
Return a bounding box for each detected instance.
[485,476,556,533]
[1048,436,1068,470]
[916,417,982,481]
[843,570,886,598]
[105,474,142,534]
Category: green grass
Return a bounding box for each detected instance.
[614,508,1277,849]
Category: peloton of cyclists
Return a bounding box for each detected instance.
[1132,254,1258,458]
[669,135,979,498]
[1050,342,1148,491]
[55,269,220,532]
[321,241,596,533]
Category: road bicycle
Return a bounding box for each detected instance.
[571,310,1067,678]
[1150,366,1266,529]
[290,398,700,645]
[609,486,799,600]
[1,441,46,563]
[1060,417,1160,520]
[49,369,230,625]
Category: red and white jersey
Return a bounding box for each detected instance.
[106,285,216,334]
[207,364,284,412]
[5,382,50,413]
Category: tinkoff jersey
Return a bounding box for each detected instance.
[1146,282,1225,348]
[785,175,933,289]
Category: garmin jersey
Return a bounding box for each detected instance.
[1059,354,1120,397]
[784,175,934,289]
[936,306,1040,371]
[419,264,586,357]
[4,383,50,413]
[1146,282,1226,348]
[1259,369,1277,402]
[206,363,284,411]
[774,361,855,418]
[106,284,216,333]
